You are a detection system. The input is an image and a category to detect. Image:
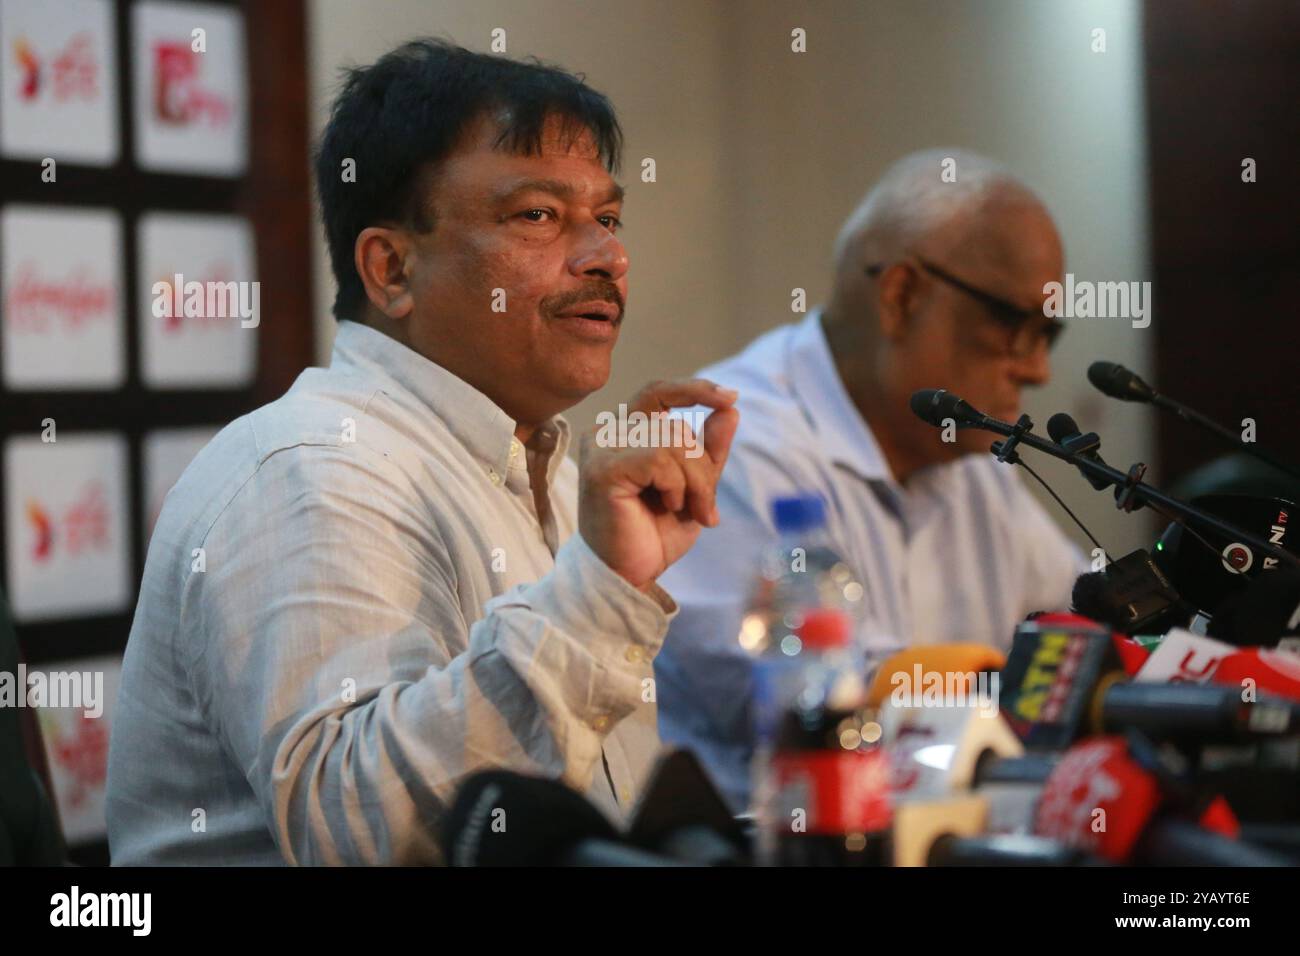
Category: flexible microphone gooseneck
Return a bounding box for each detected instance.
[1087,361,1300,482]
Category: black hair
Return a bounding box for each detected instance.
[314,38,623,321]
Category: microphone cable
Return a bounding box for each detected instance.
[1013,457,1108,560]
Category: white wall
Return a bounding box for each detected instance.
[308,0,1158,557]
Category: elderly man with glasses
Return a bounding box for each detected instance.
[654,148,1086,810]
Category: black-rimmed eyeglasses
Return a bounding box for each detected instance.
[865,258,1063,357]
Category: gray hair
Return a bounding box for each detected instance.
[831,148,1038,275]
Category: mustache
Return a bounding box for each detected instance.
[541,284,625,322]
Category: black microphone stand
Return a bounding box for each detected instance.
[975,413,1300,571]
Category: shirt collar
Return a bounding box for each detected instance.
[329,320,571,479]
[786,310,892,484]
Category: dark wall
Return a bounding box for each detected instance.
[1143,0,1300,483]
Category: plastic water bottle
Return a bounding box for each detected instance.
[741,495,884,864]
[743,494,864,748]
[756,608,889,866]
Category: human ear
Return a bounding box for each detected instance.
[355,226,415,320]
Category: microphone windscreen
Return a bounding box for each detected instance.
[1087,360,1155,402]
[909,388,982,428]
[1046,412,1079,444]
[1156,494,1297,617]
[1070,551,1188,636]
[1207,565,1300,646]
[441,770,619,866]
[626,748,746,853]
[909,388,946,427]
[1071,571,1118,627]
[1087,361,1129,398]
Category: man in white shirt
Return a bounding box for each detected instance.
[655,149,1086,810]
[107,40,738,864]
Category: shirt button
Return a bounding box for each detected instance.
[509,439,522,459]
[590,714,610,732]
[624,645,646,664]
[620,788,633,804]
[488,469,501,485]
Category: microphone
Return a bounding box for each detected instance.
[928,833,1104,866]
[1135,819,1290,866]
[890,794,992,867]
[625,749,749,865]
[1087,360,1157,403]
[908,388,988,429]
[971,753,1060,835]
[1047,412,1112,492]
[1211,647,1300,705]
[1031,735,1164,862]
[1088,360,1300,482]
[1032,733,1290,864]
[1070,550,1193,636]
[1206,561,1300,646]
[1153,494,1298,619]
[1002,617,1300,746]
[880,699,1025,797]
[911,387,1300,573]
[441,771,680,866]
[1098,681,1300,743]
[865,644,1007,709]
[999,615,1123,749]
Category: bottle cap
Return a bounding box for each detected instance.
[771,494,826,534]
[797,609,852,649]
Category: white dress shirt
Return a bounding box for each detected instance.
[654,311,1085,809]
[107,319,670,865]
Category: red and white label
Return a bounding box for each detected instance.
[0,0,119,164]
[771,749,892,834]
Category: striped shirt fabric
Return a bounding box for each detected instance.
[107,320,670,865]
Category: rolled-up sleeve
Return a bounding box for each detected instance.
[182,445,671,865]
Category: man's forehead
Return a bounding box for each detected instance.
[443,114,617,194]
[953,209,1062,284]
[454,111,605,161]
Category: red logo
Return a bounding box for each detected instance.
[50,714,109,810]
[153,266,238,330]
[153,41,231,126]
[12,33,99,102]
[26,482,111,563]
[26,500,52,561]
[5,263,115,332]
[1034,736,1160,862]
[1221,542,1253,575]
